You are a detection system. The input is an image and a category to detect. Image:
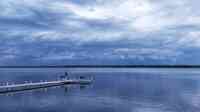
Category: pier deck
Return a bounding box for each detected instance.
[0,79,92,93]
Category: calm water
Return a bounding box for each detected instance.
[0,68,200,112]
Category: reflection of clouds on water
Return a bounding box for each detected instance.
[191,95,200,107]
[182,89,200,109]
[91,72,200,112]
[1,70,200,112]
[192,95,200,107]
[67,94,179,112]
[133,107,174,112]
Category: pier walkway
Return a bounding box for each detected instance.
[0,79,92,93]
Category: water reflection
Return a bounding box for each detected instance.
[0,69,200,112]
[0,84,90,96]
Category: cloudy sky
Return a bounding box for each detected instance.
[0,0,200,65]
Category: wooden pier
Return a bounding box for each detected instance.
[0,79,92,93]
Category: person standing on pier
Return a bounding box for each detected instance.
[60,72,69,80]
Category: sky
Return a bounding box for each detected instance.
[0,0,200,65]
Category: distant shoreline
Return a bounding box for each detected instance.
[1,65,200,68]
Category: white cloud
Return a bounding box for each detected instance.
[113,48,182,61]
[1,0,200,41]
[57,0,157,32]
[42,53,75,60]
[54,0,200,33]
[1,0,200,62]
[177,31,200,47]
[28,0,200,48]
[62,0,153,20]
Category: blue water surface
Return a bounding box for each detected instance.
[0,68,200,112]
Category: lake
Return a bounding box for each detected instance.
[0,68,200,112]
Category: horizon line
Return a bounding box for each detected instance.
[1,65,200,68]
